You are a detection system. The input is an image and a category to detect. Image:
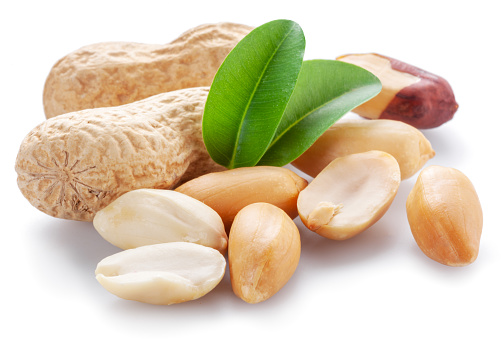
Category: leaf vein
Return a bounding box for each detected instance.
[228,24,297,168]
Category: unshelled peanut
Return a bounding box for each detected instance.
[292,119,434,180]
[175,166,308,231]
[15,87,224,221]
[406,165,482,266]
[43,22,253,118]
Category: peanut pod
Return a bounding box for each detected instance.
[15,87,223,221]
[43,22,253,118]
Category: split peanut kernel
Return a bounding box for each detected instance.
[95,242,226,305]
[297,150,401,240]
[93,189,227,253]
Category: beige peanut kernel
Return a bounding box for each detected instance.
[292,119,434,180]
[15,87,224,221]
[229,203,301,304]
[297,151,401,240]
[43,22,253,118]
[175,166,308,232]
[95,242,226,305]
[93,189,227,252]
[406,165,483,266]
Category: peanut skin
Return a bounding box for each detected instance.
[15,87,224,221]
[292,119,435,180]
[175,166,308,232]
[43,22,253,118]
[229,203,301,304]
[406,166,482,266]
[337,53,458,129]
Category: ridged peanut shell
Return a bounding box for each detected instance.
[15,87,223,221]
[43,22,253,118]
[292,119,434,180]
[406,165,483,266]
[229,203,301,304]
[175,166,308,231]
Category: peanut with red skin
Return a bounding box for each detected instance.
[337,53,458,129]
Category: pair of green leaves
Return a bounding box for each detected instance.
[202,19,382,169]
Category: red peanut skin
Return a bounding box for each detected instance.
[379,54,458,129]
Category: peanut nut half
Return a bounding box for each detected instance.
[406,165,483,266]
[175,166,308,232]
[229,203,301,304]
[95,242,226,305]
[297,150,401,240]
[337,53,458,129]
[93,189,227,252]
[43,22,253,118]
[292,119,434,180]
[15,87,224,221]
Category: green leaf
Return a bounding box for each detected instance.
[257,59,382,166]
[202,19,305,169]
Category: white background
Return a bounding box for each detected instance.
[2,1,499,343]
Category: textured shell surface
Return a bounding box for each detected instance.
[43,22,253,118]
[16,87,220,221]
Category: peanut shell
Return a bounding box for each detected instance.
[15,87,224,221]
[43,22,253,118]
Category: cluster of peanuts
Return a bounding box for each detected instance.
[15,22,481,305]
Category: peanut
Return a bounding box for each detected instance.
[337,53,458,129]
[93,189,227,252]
[43,22,253,118]
[175,166,308,232]
[297,151,400,240]
[228,203,301,304]
[15,87,225,221]
[406,165,483,266]
[292,119,435,180]
[95,242,226,305]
